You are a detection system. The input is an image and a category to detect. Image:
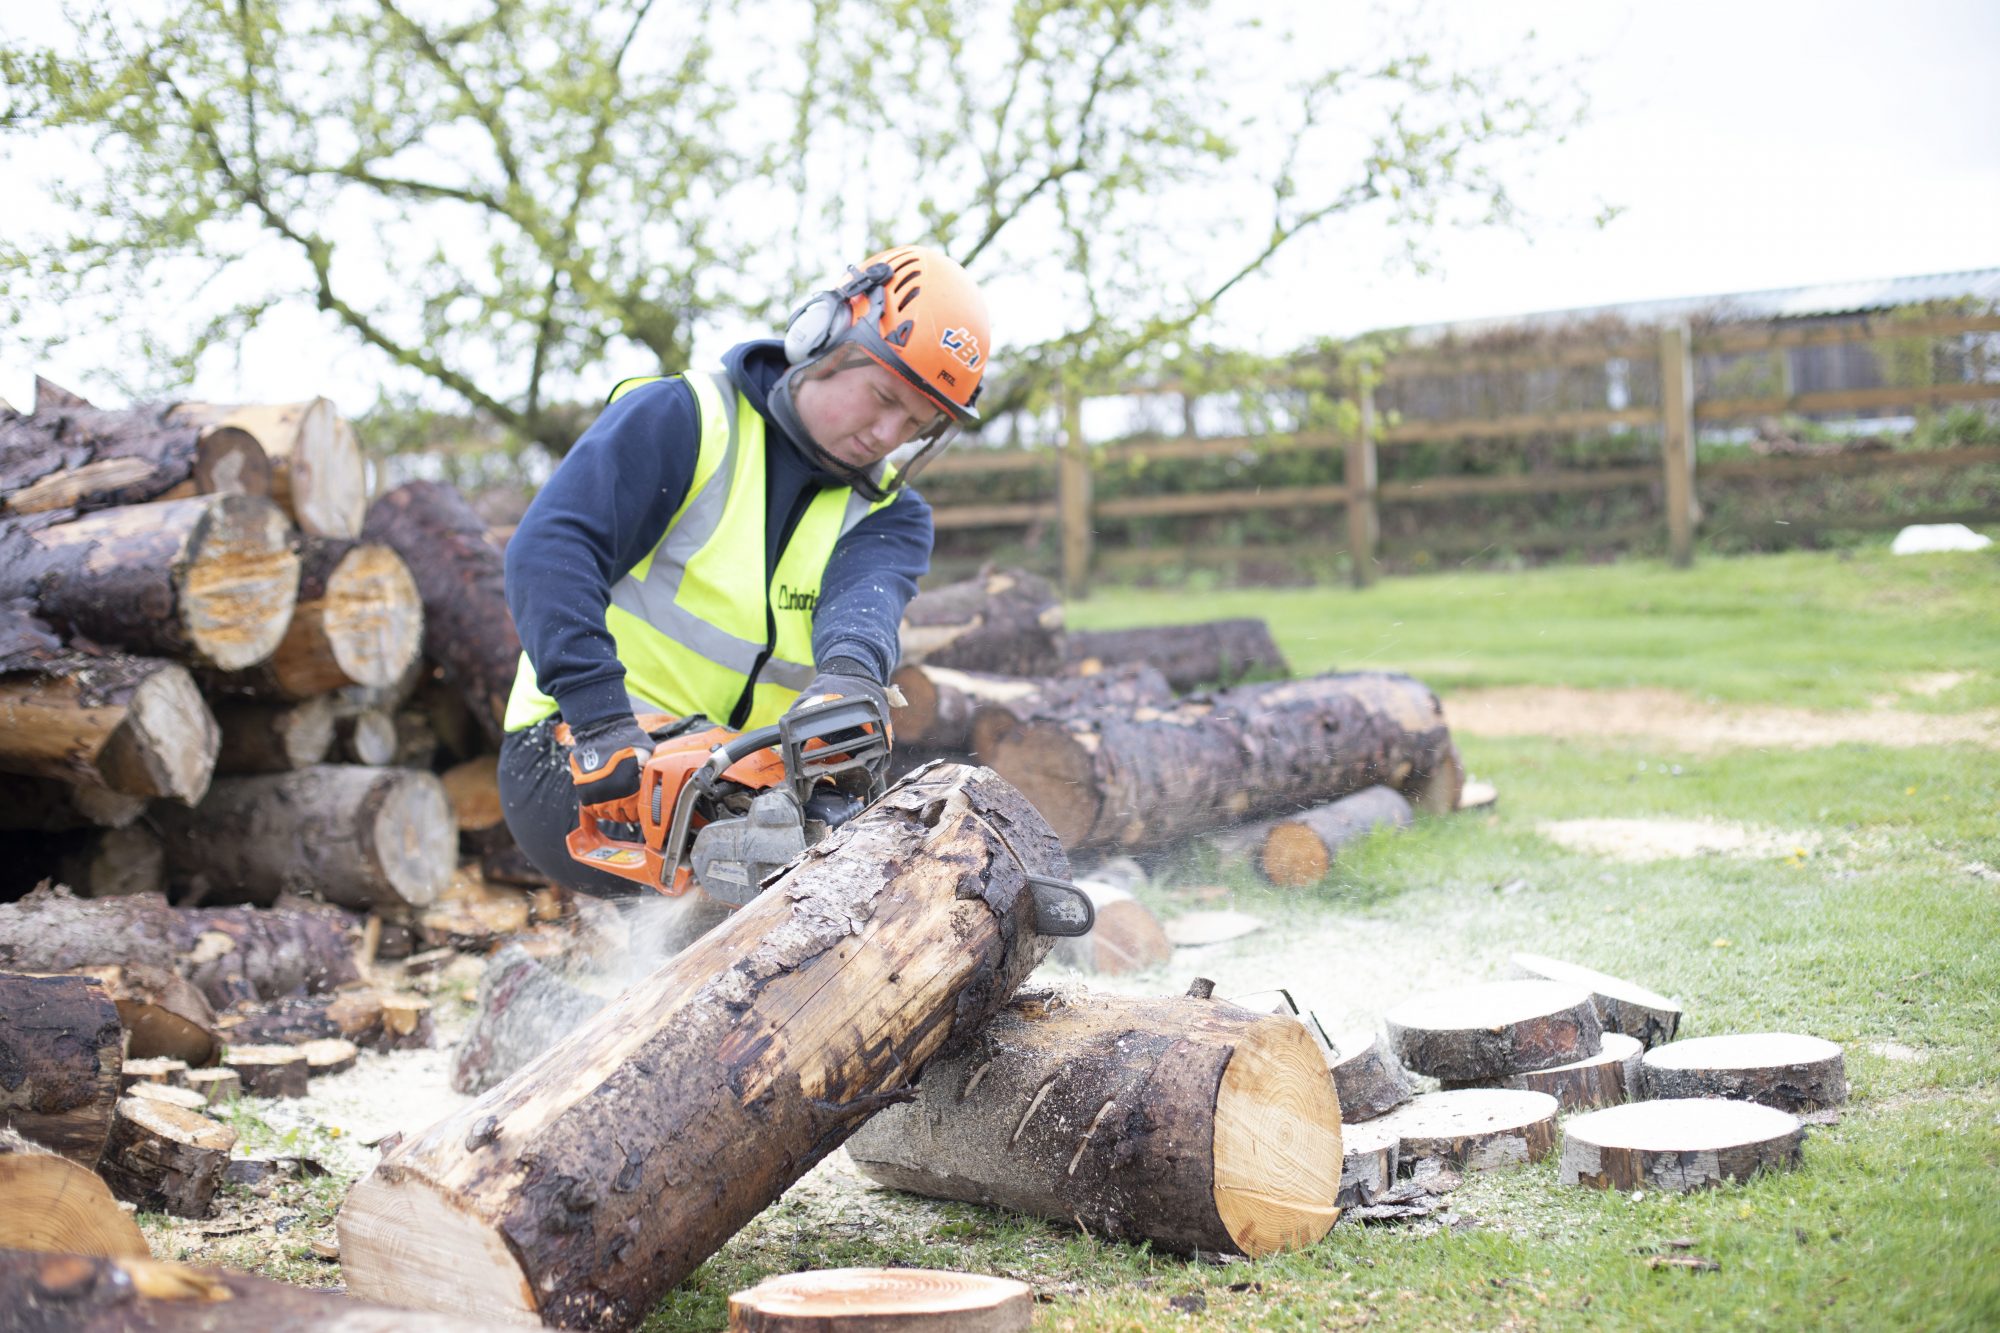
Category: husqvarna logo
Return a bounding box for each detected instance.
[940,327,982,369]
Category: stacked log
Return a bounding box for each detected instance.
[1061,618,1289,691]
[2,379,269,516]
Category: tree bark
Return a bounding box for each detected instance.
[1559,1099,1805,1192]
[361,482,518,745]
[1061,619,1289,692]
[1386,980,1603,1081]
[0,656,218,804]
[447,945,608,1096]
[0,1126,152,1259]
[1509,954,1683,1049]
[1,380,269,516]
[0,495,299,671]
[1448,1032,1645,1111]
[210,541,425,700]
[966,665,1176,760]
[167,398,366,538]
[212,694,336,774]
[889,663,1172,754]
[0,885,360,1009]
[847,988,1345,1258]
[156,765,456,909]
[1369,1089,1560,1175]
[986,672,1460,852]
[222,1046,310,1098]
[98,1095,238,1218]
[338,763,1067,1329]
[1338,1119,1399,1210]
[1251,786,1415,888]
[1640,1033,1847,1113]
[0,973,124,1166]
[217,990,434,1054]
[1327,1029,1415,1124]
[66,964,218,1067]
[728,1270,1033,1333]
[898,567,1064,676]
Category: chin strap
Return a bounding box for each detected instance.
[767,364,894,502]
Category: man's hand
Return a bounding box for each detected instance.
[789,661,893,746]
[567,715,655,822]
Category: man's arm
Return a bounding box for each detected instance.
[504,380,699,730]
[809,486,934,682]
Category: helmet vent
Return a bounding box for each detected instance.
[896,285,922,311]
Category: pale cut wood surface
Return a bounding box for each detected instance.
[169,398,366,538]
[729,1268,1034,1333]
[1370,1089,1560,1174]
[0,1127,151,1259]
[1641,1032,1847,1112]
[1561,1098,1805,1191]
[0,657,218,803]
[1511,953,1682,1048]
[1386,980,1603,1080]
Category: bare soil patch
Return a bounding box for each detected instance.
[1446,686,1999,751]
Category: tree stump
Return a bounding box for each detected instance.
[337,763,1066,1328]
[1510,953,1682,1048]
[1337,1118,1400,1211]
[1255,787,1414,888]
[119,1059,188,1089]
[99,1096,237,1218]
[1327,1029,1416,1123]
[729,1269,1034,1333]
[1385,980,1603,1080]
[1061,618,1289,692]
[898,567,1064,676]
[167,398,366,537]
[1045,880,1172,976]
[211,695,337,774]
[1640,1033,1847,1112]
[0,972,123,1166]
[68,963,218,1066]
[1449,1032,1645,1111]
[224,1046,310,1098]
[0,656,218,803]
[2,380,269,515]
[847,988,1345,1257]
[1370,1089,1560,1174]
[182,1070,240,1105]
[1560,1098,1806,1191]
[0,1127,151,1259]
[299,1038,359,1078]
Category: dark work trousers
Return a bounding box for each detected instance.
[497,717,647,901]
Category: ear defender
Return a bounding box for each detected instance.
[782,263,898,366]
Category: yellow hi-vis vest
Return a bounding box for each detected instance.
[502,370,897,734]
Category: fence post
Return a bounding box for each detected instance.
[1658,322,1698,567]
[1059,385,1093,598]
[1345,370,1380,588]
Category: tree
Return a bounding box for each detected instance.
[1,0,1575,450]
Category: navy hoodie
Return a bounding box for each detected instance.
[503,340,934,732]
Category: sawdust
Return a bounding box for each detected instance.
[1535,817,1821,864]
[1445,685,2000,751]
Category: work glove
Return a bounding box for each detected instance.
[789,660,893,748]
[566,714,655,823]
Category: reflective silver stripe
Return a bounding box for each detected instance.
[839,487,876,536]
[761,658,818,690]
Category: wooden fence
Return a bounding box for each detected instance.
[925,313,2000,592]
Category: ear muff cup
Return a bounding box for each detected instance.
[783,290,851,365]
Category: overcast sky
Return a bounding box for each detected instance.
[3,0,1996,413]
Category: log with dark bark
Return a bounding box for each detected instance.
[167,398,366,538]
[0,495,299,671]
[1510,954,1683,1049]
[1060,618,1290,692]
[0,973,123,1165]
[888,662,1172,753]
[1369,1089,1561,1174]
[338,763,1067,1328]
[966,664,1176,760]
[211,695,336,774]
[0,774,147,831]
[361,482,518,745]
[218,990,434,1054]
[182,1069,240,1104]
[1559,1099,1805,1191]
[986,672,1460,852]
[0,655,218,804]
[1447,1033,1645,1111]
[1640,1033,1847,1112]
[223,1046,309,1098]
[67,964,218,1067]
[729,1270,1034,1333]
[418,867,533,951]
[1327,1029,1416,1123]
[1,380,269,516]
[1385,981,1603,1081]
[212,540,424,701]
[98,1096,237,1217]
[448,945,607,1096]
[1250,786,1414,888]
[0,885,360,1009]
[156,765,456,909]
[898,567,1064,676]
[0,825,164,901]
[846,988,1345,1258]
[1337,1119,1400,1211]
[0,1127,152,1258]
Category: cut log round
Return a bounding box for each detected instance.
[0,656,218,803]
[118,1058,188,1088]
[1061,618,1290,692]
[898,567,1064,676]
[847,988,1345,1258]
[1337,1117,1400,1210]
[986,672,1458,852]
[125,1082,210,1114]
[0,774,148,831]
[0,1126,151,1258]
[167,398,366,538]
[220,990,434,1054]
[299,1038,359,1078]
[338,708,399,765]
[1510,953,1683,1049]
[2,381,269,515]
[182,1070,240,1105]
[1640,1033,1847,1112]
[729,1269,1034,1333]
[212,694,337,774]
[361,482,518,744]
[1256,786,1415,888]
[448,945,607,1096]
[225,1046,310,1098]
[1045,880,1172,976]
[69,963,218,1066]
[1560,1098,1806,1191]
[214,541,424,702]
[441,755,503,834]
[0,972,123,1165]
[1328,1029,1415,1123]
[1370,1089,1560,1174]
[338,763,1066,1328]
[1385,980,1603,1081]
[0,494,299,671]
[419,867,533,952]
[99,1095,237,1217]
[1461,1032,1645,1111]
[156,765,456,909]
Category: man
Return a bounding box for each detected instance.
[498,245,989,900]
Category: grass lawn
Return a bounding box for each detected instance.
[648,545,2000,1331]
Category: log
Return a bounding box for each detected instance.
[0,495,299,671]
[361,482,518,744]
[212,694,337,774]
[337,708,399,765]
[1559,1099,1806,1191]
[1337,1118,1400,1211]
[117,1059,187,1089]
[299,1038,359,1078]
[213,540,425,700]
[418,866,533,951]
[1640,1033,1847,1112]
[1369,1089,1560,1174]
[1450,1033,1645,1111]
[846,988,1345,1258]
[0,774,147,831]
[1510,953,1683,1049]
[156,765,456,909]
[729,1269,1033,1333]
[67,964,219,1066]
[0,1126,152,1258]
[1385,980,1603,1081]
[1044,881,1171,976]
[182,1070,240,1105]
[225,1044,310,1097]
[98,1095,237,1217]
[1061,618,1290,692]
[0,885,361,1009]
[166,398,366,538]
[124,1082,209,1114]
[338,763,1067,1327]
[898,567,1064,676]
[888,662,1172,754]
[0,656,218,804]
[985,672,1459,852]
[218,990,435,1054]
[1255,786,1414,888]
[967,664,1178,761]
[447,944,607,1096]
[1327,1029,1415,1123]
[0,973,123,1165]
[440,755,503,838]
[0,1248,501,1331]
[0,825,164,901]
[1,380,269,515]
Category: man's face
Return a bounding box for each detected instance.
[791,354,944,469]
